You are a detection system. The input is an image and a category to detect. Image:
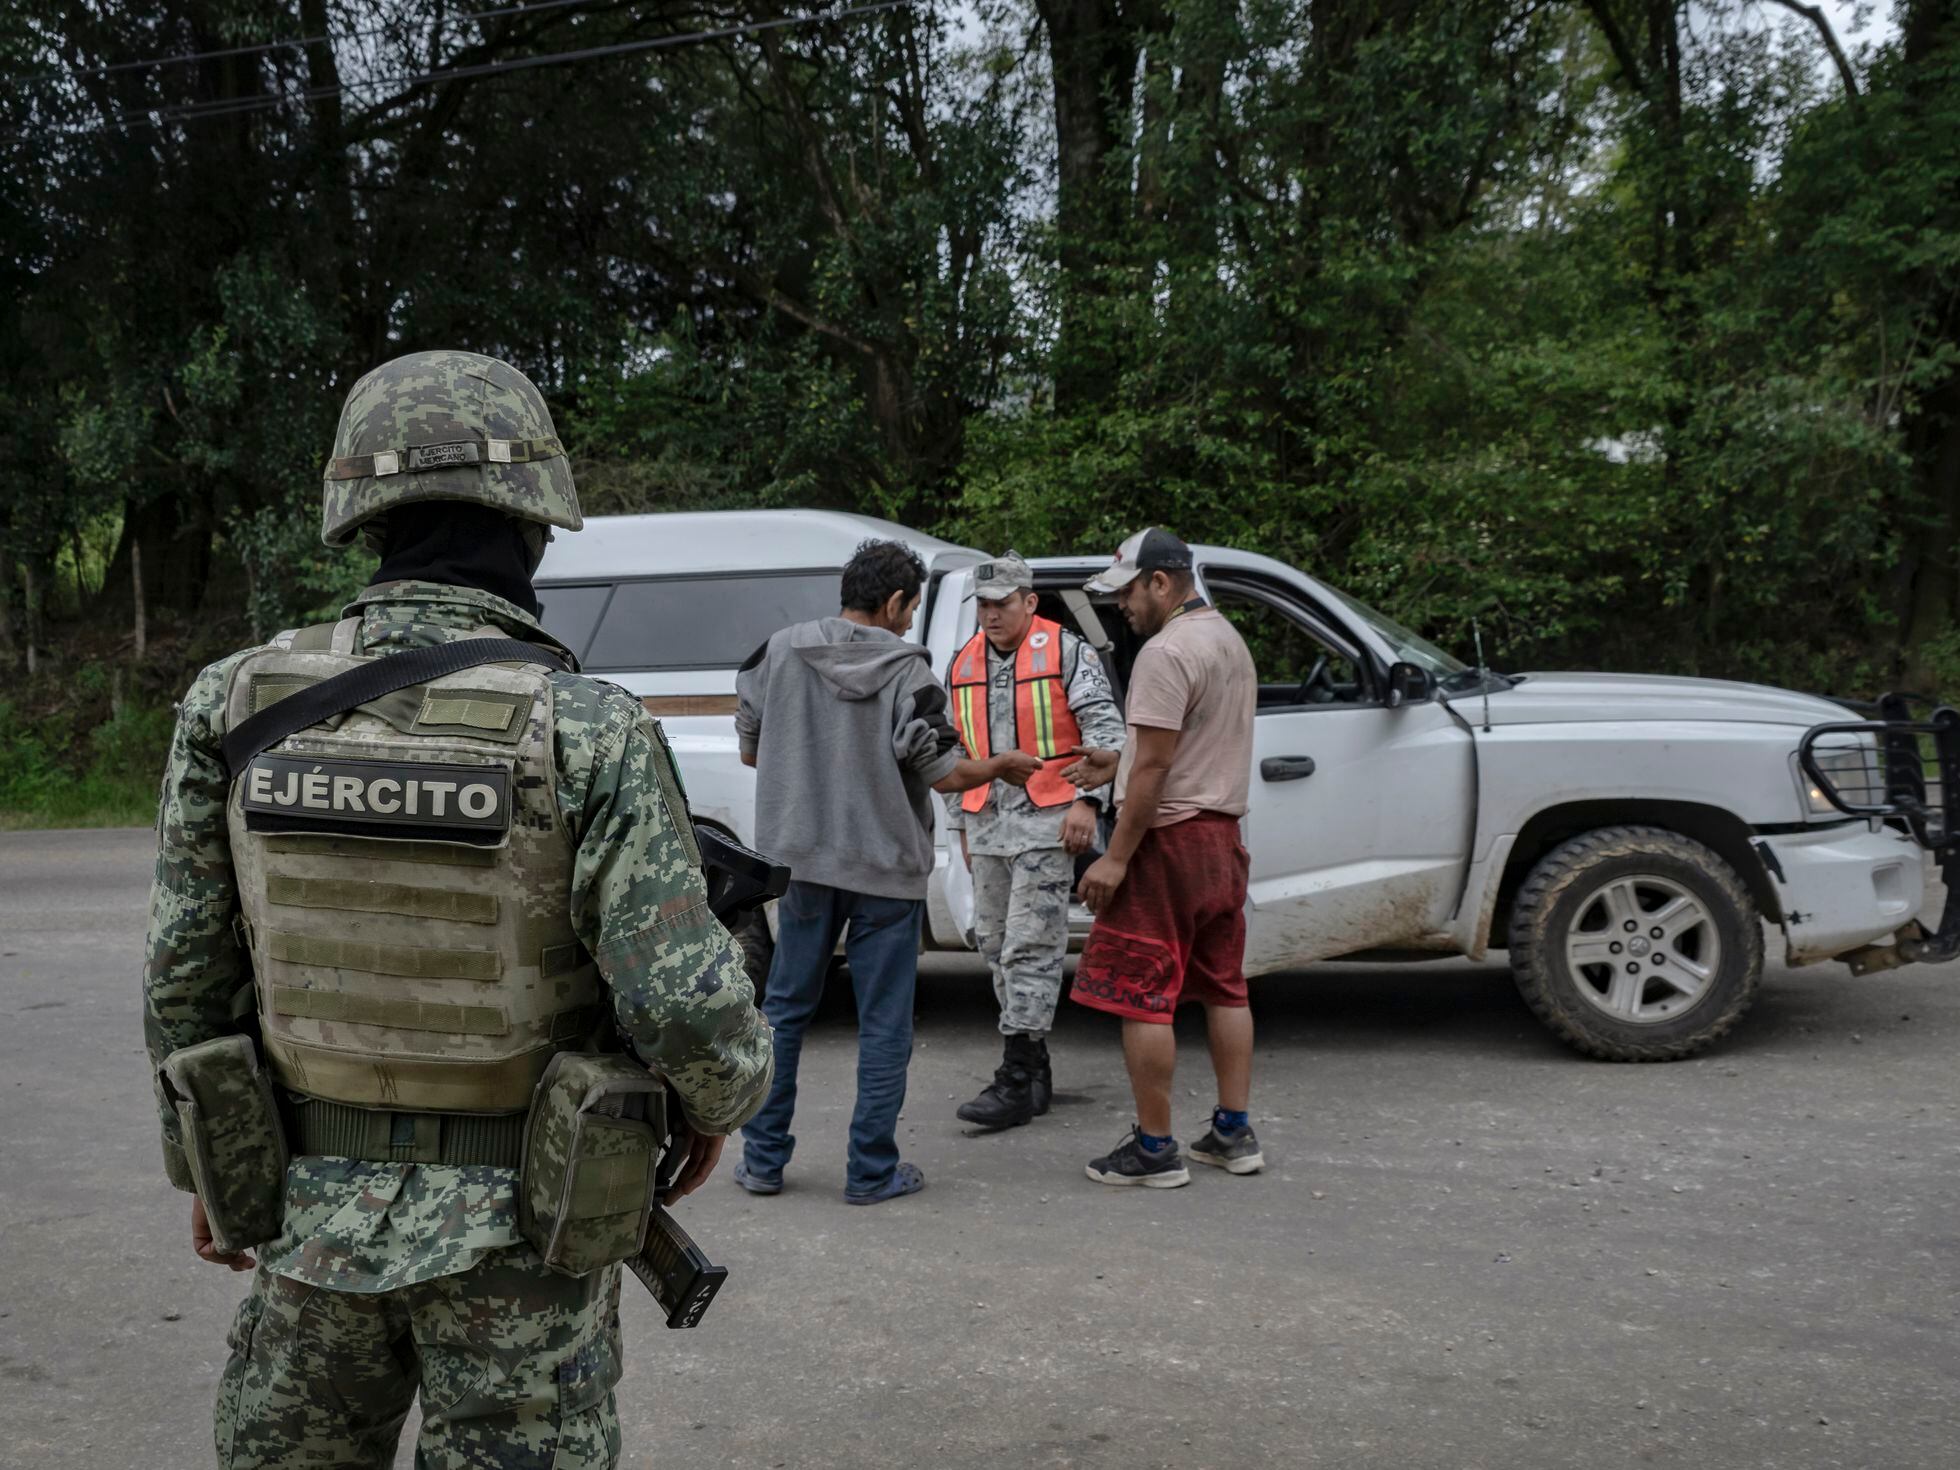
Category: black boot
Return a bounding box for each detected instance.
[956,1035,1039,1130]
[1030,1037,1053,1117]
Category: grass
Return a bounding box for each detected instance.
[0,696,171,832]
[0,778,158,830]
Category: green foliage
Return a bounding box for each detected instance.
[3,0,1958,726]
[0,696,175,830]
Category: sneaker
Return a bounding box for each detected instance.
[1085,1127,1191,1189]
[1188,1125,1265,1175]
[733,1161,783,1195]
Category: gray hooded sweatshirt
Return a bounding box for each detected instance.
[736,617,963,899]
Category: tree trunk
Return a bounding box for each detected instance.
[1899,0,1960,664]
[1903,375,1960,657]
[105,492,210,617]
[1036,0,1139,413]
[22,558,38,678]
[131,539,147,662]
[0,558,15,668]
[71,527,89,609]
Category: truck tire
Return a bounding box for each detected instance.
[732,908,774,1003]
[1508,826,1762,1061]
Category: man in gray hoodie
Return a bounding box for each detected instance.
[733,539,1040,1203]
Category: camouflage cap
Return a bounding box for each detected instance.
[973,550,1034,600]
[321,350,583,548]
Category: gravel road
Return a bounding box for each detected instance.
[2,828,1955,1469]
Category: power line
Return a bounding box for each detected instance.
[59,1,916,134]
[7,0,614,88]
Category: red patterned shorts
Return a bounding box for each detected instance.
[1071,812,1250,1023]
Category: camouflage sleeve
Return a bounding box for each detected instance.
[554,678,774,1134]
[1066,635,1127,752]
[143,653,253,1191]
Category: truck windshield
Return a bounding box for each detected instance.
[1322,587,1470,678]
[542,572,842,671]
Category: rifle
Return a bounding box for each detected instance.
[625,826,788,1328]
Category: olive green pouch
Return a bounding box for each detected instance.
[159,1034,289,1255]
[520,1053,667,1276]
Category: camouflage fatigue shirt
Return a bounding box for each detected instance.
[946,628,1127,858]
[143,580,773,1292]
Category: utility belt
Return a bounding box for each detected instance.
[292,1098,528,1168]
[164,1040,660,1247]
[163,1036,729,1326]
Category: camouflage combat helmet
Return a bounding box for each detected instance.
[321,349,583,548]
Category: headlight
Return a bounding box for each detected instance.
[1797,742,1883,816]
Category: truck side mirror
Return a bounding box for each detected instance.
[1385,662,1433,708]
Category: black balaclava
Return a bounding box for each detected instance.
[371,501,542,618]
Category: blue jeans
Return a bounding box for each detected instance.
[740,881,924,1195]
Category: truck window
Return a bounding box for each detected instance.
[535,583,613,664]
[576,572,842,672]
[1206,574,1372,710]
[1033,587,1136,707]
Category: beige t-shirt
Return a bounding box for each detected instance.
[1114,606,1256,827]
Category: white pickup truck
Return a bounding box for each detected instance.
[535,509,1955,1062]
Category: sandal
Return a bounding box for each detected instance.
[844,1161,925,1205]
[733,1161,783,1195]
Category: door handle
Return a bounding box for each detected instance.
[1260,755,1316,782]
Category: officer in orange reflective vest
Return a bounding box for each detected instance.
[946,552,1126,1129]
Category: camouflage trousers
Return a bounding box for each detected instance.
[971,847,1075,1037]
[215,1248,621,1469]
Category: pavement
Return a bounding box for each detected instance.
[1,827,1957,1470]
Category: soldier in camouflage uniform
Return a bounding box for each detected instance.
[947,553,1125,1130]
[143,350,773,1469]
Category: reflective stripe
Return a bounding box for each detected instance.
[272,985,510,1035]
[1030,675,1056,756]
[955,682,983,756]
[268,930,503,981]
[266,875,499,924]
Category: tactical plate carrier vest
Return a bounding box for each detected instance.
[224,616,601,1115]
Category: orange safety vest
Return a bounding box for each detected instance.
[949,616,1083,813]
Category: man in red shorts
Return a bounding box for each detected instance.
[1066,528,1263,1187]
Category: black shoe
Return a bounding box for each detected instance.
[1188,1124,1265,1175]
[956,1036,1038,1130]
[1030,1037,1053,1117]
[1086,1126,1191,1188]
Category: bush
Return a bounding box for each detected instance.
[0,697,174,831]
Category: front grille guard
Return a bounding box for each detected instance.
[1799,696,1960,963]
